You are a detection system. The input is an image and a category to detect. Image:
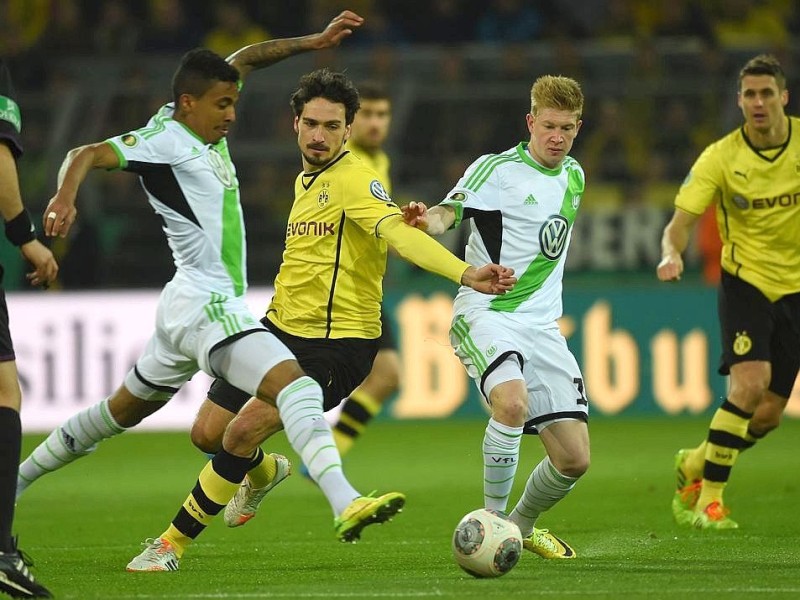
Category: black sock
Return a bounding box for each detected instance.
[0,406,22,553]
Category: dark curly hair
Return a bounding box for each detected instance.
[290,68,360,125]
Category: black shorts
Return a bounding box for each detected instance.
[0,288,15,362]
[718,269,800,398]
[378,309,397,351]
[207,316,380,413]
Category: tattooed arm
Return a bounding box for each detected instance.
[228,11,364,80]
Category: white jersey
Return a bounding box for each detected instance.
[442,142,585,325]
[106,104,247,298]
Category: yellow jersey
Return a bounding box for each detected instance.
[675,116,800,300]
[348,142,392,195]
[267,151,401,339]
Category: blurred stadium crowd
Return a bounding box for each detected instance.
[2,0,799,289]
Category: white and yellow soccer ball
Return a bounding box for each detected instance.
[451,508,522,578]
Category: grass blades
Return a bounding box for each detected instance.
[15,416,800,599]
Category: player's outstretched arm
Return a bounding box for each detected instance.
[461,264,516,295]
[228,10,364,80]
[402,202,455,235]
[379,215,515,295]
[44,141,120,238]
[657,208,699,282]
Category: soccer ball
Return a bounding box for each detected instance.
[451,508,522,578]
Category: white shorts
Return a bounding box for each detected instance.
[124,281,295,401]
[450,308,588,433]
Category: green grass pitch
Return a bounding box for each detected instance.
[16,417,800,599]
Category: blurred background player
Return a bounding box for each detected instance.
[658,54,800,530]
[0,57,57,599]
[329,81,400,458]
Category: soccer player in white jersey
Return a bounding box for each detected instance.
[404,75,588,559]
[19,11,416,566]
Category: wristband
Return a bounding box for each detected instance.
[4,208,36,246]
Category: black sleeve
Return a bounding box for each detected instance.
[0,59,23,159]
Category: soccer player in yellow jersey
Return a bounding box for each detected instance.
[127,68,515,570]
[658,54,800,530]
[329,82,400,459]
[347,82,392,192]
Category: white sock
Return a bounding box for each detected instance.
[16,398,125,499]
[509,456,578,537]
[276,376,358,515]
[483,418,523,512]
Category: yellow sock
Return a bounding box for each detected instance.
[167,453,250,555]
[246,452,277,488]
[684,441,707,481]
[696,480,726,510]
[741,427,762,450]
[697,401,751,509]
[333,390,382,457]
[162,524,192,558]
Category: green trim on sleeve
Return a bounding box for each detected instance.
[0,95,21,133]
[439,199,464,228]
[104,139,128,170]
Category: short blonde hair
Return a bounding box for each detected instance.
[530,75,583,117]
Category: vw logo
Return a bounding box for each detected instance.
[539,215,569,260]
[370,180,392,202]
[208,149,235,188]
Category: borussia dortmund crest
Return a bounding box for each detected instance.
[733,331,752,356]
[318,181,330,208]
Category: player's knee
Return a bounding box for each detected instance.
[223,402,281,455]
[379,353,402,392]
[490,398,527,427]
[486,373,527,426]
[729,376,770,410]
[190,421,222,454]
[108,386,164,428]
[568,455,590,478]
[556,453,590,479]
[382,368,401,396]
[223,416,258,456]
